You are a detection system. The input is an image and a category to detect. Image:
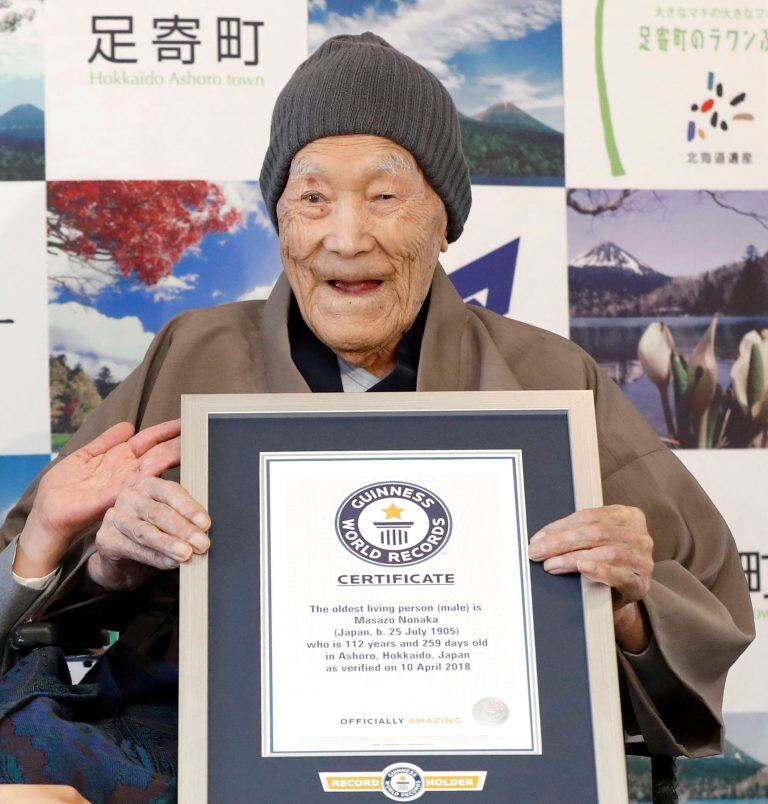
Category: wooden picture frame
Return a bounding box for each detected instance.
[180,390,627,803]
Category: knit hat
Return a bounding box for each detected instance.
[258,32,472,243]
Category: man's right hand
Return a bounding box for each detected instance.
[0,785,90,803]
[14,419,210,590]
[87,474,210,591]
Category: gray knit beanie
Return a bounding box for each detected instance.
[259,31,471,243]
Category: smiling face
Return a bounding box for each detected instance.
[275,134,449,374]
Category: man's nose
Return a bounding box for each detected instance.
[322,198,376,258]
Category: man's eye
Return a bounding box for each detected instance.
[302,193,324,203]
[376,194,396,200]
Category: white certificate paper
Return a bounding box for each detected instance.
[260,450,540,757]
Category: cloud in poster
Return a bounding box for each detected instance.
[49,301,154,381]
[0,0,43,76]
[48,249,119,301]
[478,72,563,113]
[131,272,200,302]
[310,0,561,91]
[221,181,274,234]
[49,250,200,304]
[48,180,273,304]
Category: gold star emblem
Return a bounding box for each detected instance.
[382,503,405,519]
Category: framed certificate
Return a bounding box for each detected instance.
[180,391,628,803]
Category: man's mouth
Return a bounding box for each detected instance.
[327,279,383,294]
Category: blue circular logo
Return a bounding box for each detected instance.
[335,482,452,567]
[381,762,425,801]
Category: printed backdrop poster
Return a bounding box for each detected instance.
[0,2,767,799]
[45,179,279,449]
[0,454,51,524]
[679,451,768,792]
[563,0,768,189]
[44,0,308,179]
[310,0,566,186]
[678,451,768,716]
[0,0,44,180]
[567,189,768,449]
[442,186,569,337]
[44,183,552,450]
[0,182,50,455]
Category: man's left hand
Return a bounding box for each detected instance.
[528,505,654,653]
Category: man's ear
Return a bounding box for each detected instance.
[440,234,449,253]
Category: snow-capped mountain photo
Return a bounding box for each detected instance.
[567,189,768,450]
[309,0,565,185]
[569,241,671,315]
[570,241,662,276]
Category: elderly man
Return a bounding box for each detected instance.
[0,32,754,797]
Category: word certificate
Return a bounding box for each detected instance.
[260,450,541,757]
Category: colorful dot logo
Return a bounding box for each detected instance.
[687,71,753,141]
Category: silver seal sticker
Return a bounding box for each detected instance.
[472,698,509,726]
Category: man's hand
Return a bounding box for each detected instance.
[528,505,654,653]
[87,475,210,591]
[14,419,194,583]
[0,785,90,803]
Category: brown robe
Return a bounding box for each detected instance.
[0,265,755,758]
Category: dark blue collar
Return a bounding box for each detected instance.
[288,294,429,393]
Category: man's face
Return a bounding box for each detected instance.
[275,135,449,357]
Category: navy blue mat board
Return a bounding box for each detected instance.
[206,410,597,803]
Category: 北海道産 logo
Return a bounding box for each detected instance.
[687,71,753,142]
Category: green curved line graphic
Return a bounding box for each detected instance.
[595,0,625,176]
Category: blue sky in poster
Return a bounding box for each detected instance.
[0,76,43,117]
[724,712,768,765]
[47,0,563,381]
[568,190,768,277]
[0,0,43,116]
[48,181,284,380]
[309,0,564,131]
[0,454,50,522]
[51,183,283,334]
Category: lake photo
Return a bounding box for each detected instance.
[567,190,768,448]
[572,315,768,441]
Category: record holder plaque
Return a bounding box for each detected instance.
[180,391,628,803]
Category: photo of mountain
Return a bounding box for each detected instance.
[627,732,768,802]
[571,240,768,319]
[0,103,44,179]
[568,190,768,448]
[459,101,563,183]
[310,0,564,184]
[0,1,44,179]
[569,241,671,316]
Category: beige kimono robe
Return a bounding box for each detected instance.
[0,265,755,758]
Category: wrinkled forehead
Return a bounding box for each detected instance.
[287,137,419,182]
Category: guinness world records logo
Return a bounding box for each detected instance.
[335,482,452,566]
[381,762,425,801]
